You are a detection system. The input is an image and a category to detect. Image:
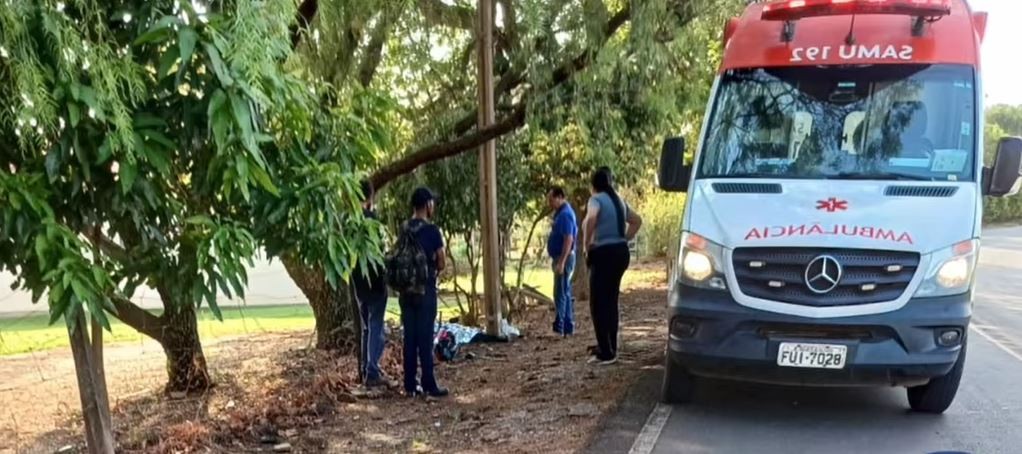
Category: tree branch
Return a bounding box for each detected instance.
[358,9,401,87]
[417,0,476,29]
[498,0,518,52]
[110,295,164,341]
[84,226,130,264]
[291,0,319,49]
[371,103,527,190]
[371,4,633,189]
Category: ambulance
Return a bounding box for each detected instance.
[658,0,1022,413]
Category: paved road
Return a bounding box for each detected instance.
[597,226,1022,454]
[0,256,306,315]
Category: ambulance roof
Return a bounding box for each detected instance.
[721,0,986,72]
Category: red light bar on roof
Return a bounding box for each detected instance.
[762,0,952,21]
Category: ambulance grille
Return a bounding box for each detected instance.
[884,186,958,198]
[732,248,920,307]
[712,183,783,194]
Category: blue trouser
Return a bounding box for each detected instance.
[553,253,576,335]
[399,291,440,393]
[355,286,388,381]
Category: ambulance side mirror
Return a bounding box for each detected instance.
[984,137,1022,198]
[658,137,691,193]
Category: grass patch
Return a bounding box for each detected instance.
[0,263,663,356]
[0,299,464,357]
[442,263,663,297]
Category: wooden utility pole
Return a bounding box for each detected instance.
[67,311,115,453]
[477,0,503,336]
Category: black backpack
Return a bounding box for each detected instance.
[385,221,430,296]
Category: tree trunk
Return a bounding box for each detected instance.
[90,318,112,432]
[159,305,211,392]
[572,198,590,301]
[281,255,359,351]
[67,312,115,454]
[108,293,210,393]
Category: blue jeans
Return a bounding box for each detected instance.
[355,287,388,381]
[399,291,440,393]
[553,253,576,335]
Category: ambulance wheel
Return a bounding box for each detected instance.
[662,355,695,404]
[907,341,967,414]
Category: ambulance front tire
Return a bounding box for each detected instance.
[907,341,967,414]
[662,354,696,404]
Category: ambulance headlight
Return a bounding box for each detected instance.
[682,250,714,281]
[915,240,978,297]
[676,232,727,291]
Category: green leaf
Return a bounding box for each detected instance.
[120,160,138,194]
[229,92,255,145]
[249,161,279,196]
[134,16,180,45]
[77,86,99,111]
[49,282,66,309]
[143,129,177,151]
[134,114,167,129]
[203,42,233,86]
[91,267,106,287]
[207,296,223,321]
[45,148,61,182]
[157,45,180,80]
[142,143,171,174]
[96,140,113,165]
[178,27,198,77]
[86,298,112,331]
[207,89,227,117]
[48,291,70,325]
[68,104,80,127]
[70,278,91,303]
[184,215,213,225]
[34,235,48,270]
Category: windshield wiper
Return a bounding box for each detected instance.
[832,171,933,181]
[712,173,810,179]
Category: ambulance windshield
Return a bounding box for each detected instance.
[699,64,976,182]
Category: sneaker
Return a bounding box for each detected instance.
[404,384,423,398]
[351,385,372,397]
[424,387,450,398]
[587,355,617,366]
[365,375,399,389]
[595,356,618,366]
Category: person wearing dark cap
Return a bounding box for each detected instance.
[400,187,449,397]
[353,179,397,390]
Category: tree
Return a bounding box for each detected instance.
[289,0,743,338]
[0,0,382,391]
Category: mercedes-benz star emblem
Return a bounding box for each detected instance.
[804,255,843,294]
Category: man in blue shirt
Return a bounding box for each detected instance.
[546,186,578,336]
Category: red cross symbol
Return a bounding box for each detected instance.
[816,197,848,213]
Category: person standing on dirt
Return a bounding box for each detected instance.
[582,167,642,365]
[398,187,450,398]
[353,179,397,390]
[546,186,577,337]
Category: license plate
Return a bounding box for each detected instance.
[777,343,848,369]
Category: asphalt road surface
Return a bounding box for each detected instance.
[595,226,1022,454]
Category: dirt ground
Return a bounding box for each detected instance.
[1,263,668,453]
